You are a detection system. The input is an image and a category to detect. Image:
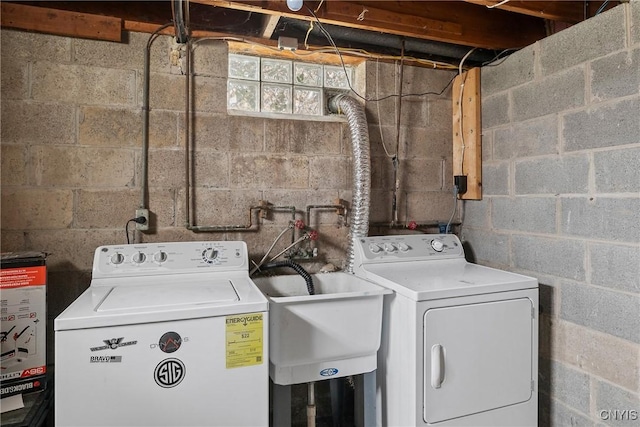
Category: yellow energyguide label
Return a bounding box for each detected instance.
[225,312,264,369]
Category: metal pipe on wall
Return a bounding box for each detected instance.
[140,23,173,243]
[391,40,405,226]
[185,39,193,228]
[305,202,348,228]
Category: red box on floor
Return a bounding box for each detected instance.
[0,252,47,399]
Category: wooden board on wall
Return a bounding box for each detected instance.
[452,67,482,200]
[1,3,122,42]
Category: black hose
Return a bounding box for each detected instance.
[261,261,315,295]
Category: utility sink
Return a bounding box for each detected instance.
[252,272,391,385]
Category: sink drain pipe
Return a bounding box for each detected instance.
[307,381,316,427]
[327,95,371,273]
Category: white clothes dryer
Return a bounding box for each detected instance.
[55,241,268,426]
[353,234,538,427]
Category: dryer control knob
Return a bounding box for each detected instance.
[369,243,382,253]
[431,239,445,252]
[397,242,410,252]
[110,252,125,265]
[384,243,397,253]
[203,248,219,262]
[154,251,168,263]
[132,252,146,264]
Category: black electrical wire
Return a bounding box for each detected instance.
[481,48,518,67]
[260,260,315,295]
[595,0,611,16]
[305,6,456,103]
[125,217,147,244]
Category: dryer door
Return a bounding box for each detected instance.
[423,298,534,424]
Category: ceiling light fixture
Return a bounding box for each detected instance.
[286,0,303,12]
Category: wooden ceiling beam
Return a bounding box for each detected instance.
[463,0,588,24]
[1,2,122,42]
[261,14,281,38]
[193,0,547,49]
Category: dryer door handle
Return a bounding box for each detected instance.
[431,344,445,389]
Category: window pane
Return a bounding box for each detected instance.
[262,83,292,113]
[228,54,260,80]
[324,65,351,89]
[261,58,292,83]
[228,80,260,111]
[294,87,322,116]
[294,62,322,87]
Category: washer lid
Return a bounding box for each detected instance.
[97,280,239,312]
[54,275,268,330]
[362,259,537,301]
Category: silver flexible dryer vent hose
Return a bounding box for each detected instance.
[328,94,371,273]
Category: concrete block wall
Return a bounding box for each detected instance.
[365,60,456,230]
[0,28,455,384]
[464,3,640,425]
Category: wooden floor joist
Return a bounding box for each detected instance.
[1,3,122,42]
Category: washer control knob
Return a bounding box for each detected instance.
[202,248,218,263]
[132,252,146,264]
[110,252,125,265]
[397,242,410,252]
[369,243,382,254]
[384,243,397,253]
[431,239,445,252]
[154,251,168,263]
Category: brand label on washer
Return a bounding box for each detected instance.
[225,312,263,369]
[154,358,185,388]
[90,356,122,363]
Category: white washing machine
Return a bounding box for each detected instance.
[352,234,538,427]
[55,241,269,426]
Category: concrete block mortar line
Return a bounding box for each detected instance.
[505,228,515,271]
[594,368,640,398]
[540,359,592,418]
[18,143,31,188]
[590,375,598,421]
[566,90,640,115]
[581,279,640,299]
[26,61,33,100]
[508,157,515,197]
[506,89,513,125]
[553,275,562,321]
[587,150,597,201]
[555,196,563,238]
[69,188,78,229]
[482,128,493,162]
[170,110,180,148]
[548,391,594,425]
[533,42,543,81]
[585,61,593,108]
[135,69,142,108]
[70,38,78,64]
[626,1,634,49]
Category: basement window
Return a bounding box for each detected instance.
[227,54,352,118]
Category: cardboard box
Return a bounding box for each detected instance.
[0,252,47,399]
